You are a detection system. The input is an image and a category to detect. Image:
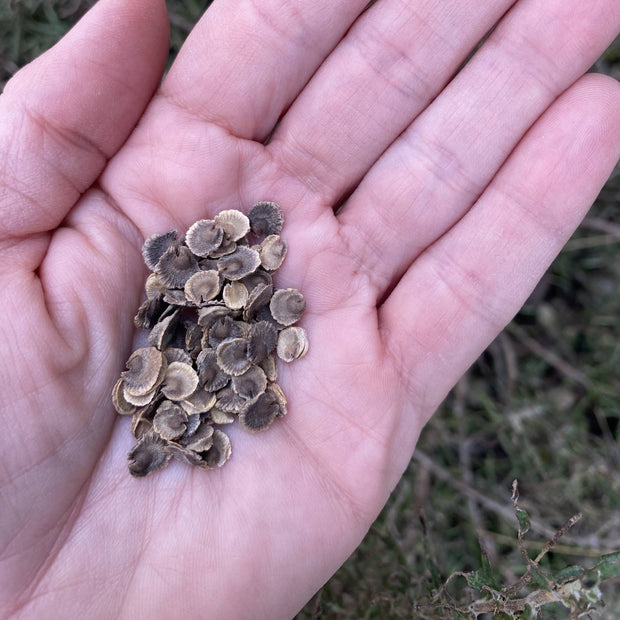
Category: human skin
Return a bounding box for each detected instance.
[0,0,619,617]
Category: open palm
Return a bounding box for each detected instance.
[2,0,619,617]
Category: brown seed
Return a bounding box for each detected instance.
[142,230,180,270]
[122,385,158,407]
[179,387,217,416]
[164,347,193,365]
[153,401,188,441]
[258,234,287,271]
[248,201,284,237]
[208,408,235,425]
[121,347,167,397]
[270,288,306,326]
[196,349,231,392]
[223,281,249,310]
[217,246,261,281]
[145,273,166,300]
[232,365,267,401]
[276,326,309,362]
[215,387,247,413]
[267,383,288,416]
[241,268,272,294]
[207,315,245,349]
[243,282,273,321]
[148,310,181,350]
[209,234,237,258]
[202,429,232,468]
[184,270,221,306]
[214,209,250,242]
[112,378,136,416]
[156,245,200,288]
[128,432,171,477]
[247,320,278,364]
[239,391,280,432]
[216,338,251,376]
[182,422,215,452]
[185,219,224,257]
[160,361,199,401]
[258,354,278,382]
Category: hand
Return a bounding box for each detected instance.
[1,0,618,617]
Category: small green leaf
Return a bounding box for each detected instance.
[555,565,584,582]
[515,507,531,534]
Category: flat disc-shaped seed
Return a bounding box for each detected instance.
[259,234,287,271]
[128,432,171,477]
[216,338,251,376]
[123,385,158,407]
[153,401,188,441]
[148,309,180,350]
[134,296,166,330]
[185,219,224,257]
[112,378,136,415]
[207,315,245,349]
[156,245,200,288]
[258,354,277,382]
[196,349,230,392]
[217,246,261,281]
[215,387,247,413]
[209,235,237,258]
[203,429,232,468]
[270,288,306,326]
[241,268,272,294]
[180,387,217,415]
[130,409,153,440]
[248,201,283,237]
[164,347,193,365]
[247,320,278,364]
[168,442,203,467]
[122,347,166,397]
[145,273,166,300]
[208,408,235,425]
[161,361,199,400]
[276,326,309,362]
[182,422,214,452]
[232,366,267,401]
[214,209,250,242]
[197,304,230,328]
[243,282,273,321]
[267,383,288,416]
[184,270,221,306]
[142,230,179,270]
[239,392,280,432]
[223,281,249,310]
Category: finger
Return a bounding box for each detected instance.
[0,0,169,240]
[337,0,620,296]
[268,0,515,206]
[380,74,620,427]
[159,0,369,140]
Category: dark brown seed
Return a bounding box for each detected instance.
[156,245,200,288]
[248,201,284,237]
[239,392,280,432]
[128,432,171,477]
[142,230,180,270]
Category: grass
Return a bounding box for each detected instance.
[1,3,619,618]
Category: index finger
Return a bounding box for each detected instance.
[159,0,369,140]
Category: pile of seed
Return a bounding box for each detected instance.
[112,202,308,477]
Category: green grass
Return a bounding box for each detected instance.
[1,3,619,618]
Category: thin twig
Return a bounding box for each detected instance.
[507,323,591,388]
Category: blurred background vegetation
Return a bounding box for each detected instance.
[1,1,618,618]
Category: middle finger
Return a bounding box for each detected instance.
[267,0,516,207]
